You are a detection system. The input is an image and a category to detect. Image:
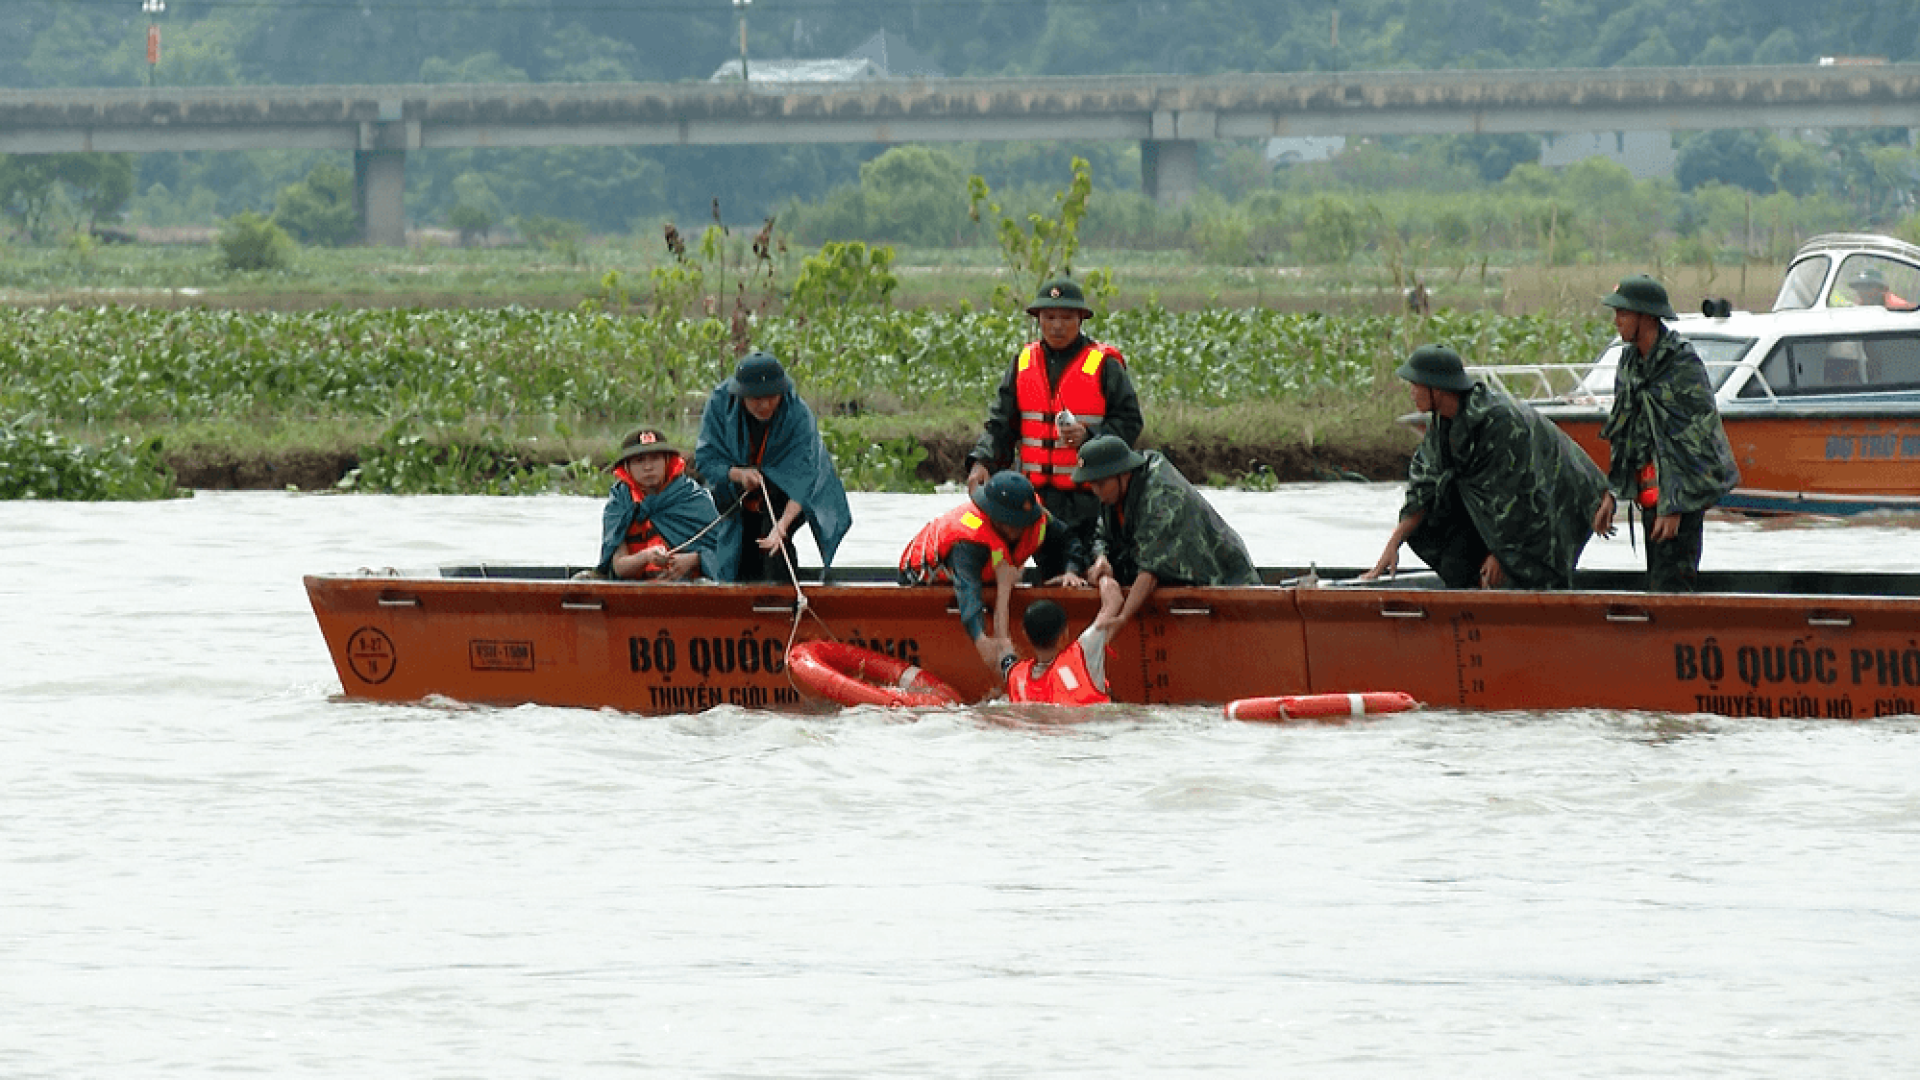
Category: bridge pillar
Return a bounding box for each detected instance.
[1141,139,1200,208]
[355,105,416,247]
[354,148,407,247]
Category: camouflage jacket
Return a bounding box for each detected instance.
[1095,451,1258,586]
[1403,382,1610,589]
[1597,327,1740,515]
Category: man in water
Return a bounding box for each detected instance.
[1075,435,1258,629]
[1004,576,1125,706]
[1361,345,1610,590]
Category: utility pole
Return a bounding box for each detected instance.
[143,0,165,87]
[733,0,751,82]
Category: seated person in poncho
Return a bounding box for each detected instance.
[899,470,1085,675]
[1361,344,1610,590]
[693,351,852,584]
[595,428,721,581]
[1005,575,1124,706]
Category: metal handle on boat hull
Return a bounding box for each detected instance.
[1807,612,1854,627]
[377,595,420,608]
[1378,603,1426,619]
[1167,604,1213,616]
[1605,606,1652,623]
[753,603,796,614]
[561,599,604,611]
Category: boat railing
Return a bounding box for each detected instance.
[1467,363,1603,403]
[1472,359,1774,405]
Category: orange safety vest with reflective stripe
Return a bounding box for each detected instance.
[613,457,687,577]
[1006,640,1109,705]
[1014,340,1123,491]
[898,504,1047,584]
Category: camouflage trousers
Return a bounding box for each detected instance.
[1639,508,1705,593]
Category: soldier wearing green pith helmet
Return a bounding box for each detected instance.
[966,277,1143,584]
[1593,275,1740,593]
[1361,344,1610,591]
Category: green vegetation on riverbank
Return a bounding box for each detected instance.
[0,300,1611,498]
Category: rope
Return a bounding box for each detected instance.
[766,513,842,702]
[664,499,738,557]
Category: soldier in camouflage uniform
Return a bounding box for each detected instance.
[1592,275,1740,592]
[1073,435,1258,629]
[1362,345,1609,590]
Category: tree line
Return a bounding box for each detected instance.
[2,0,1917,242]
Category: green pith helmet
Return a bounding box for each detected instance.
[1394,344,1475,393]
[1025,277,1094,316]
[1071,434,1146,484]
[729,350,792,397]
[1851,265,1890,288]
[610,427,677,470]
[972,470,1042,529]
[1602,274,1677,319]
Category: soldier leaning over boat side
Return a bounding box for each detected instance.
[1361,345,1610,591]
[965,277,1144,584]
[899,471,1084,675]
[1074,435,1258,633]
[693,351,853,585]
[1592,275,1741,593]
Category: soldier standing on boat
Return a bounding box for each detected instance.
[1074,435,1258,630]
[595,428,721,581]
[966,277,1143,584]
[1360,345,1610,590]
[1592,275,1741,593]
[694,351,852,584]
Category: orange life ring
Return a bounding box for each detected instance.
[787,641,965,709]
[1224,691,1418,723]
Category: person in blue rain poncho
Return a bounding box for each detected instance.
[594,427,721,581]
[694,351,852,583]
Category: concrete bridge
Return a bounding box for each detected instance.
[4,64,1917,245]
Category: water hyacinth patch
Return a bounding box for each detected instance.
[0,418,185,501]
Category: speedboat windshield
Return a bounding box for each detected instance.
[1577,335,1754,398]
[1774,256,1828,311]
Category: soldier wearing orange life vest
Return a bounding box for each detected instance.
[595,428,721,581]
[900,471,1082,675]
[1005,576,1125,706]
[967,277,1143,583]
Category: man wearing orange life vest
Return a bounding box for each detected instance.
[899,471,1084,674]
[966,277,1143,584]
[595,428,721,581]
[1005,575,1125,706]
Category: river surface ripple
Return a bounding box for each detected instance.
[3,488,1918,1077]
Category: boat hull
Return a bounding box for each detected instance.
[303,570,1311,713]
[306,567,1920,719]
[1546,408,1920,515]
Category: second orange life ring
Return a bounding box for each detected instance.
[1224,691,1418,723]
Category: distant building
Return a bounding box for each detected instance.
[1540,130,1676,180]
[709,29,941,83]
[845,31,942,79]
[709,57,883,84]
[1265,136,1345,166]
